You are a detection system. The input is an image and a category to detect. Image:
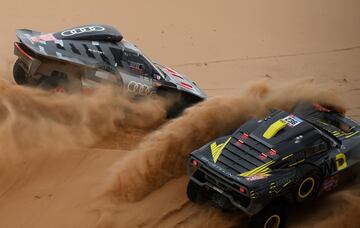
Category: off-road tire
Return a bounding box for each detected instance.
[187,171,207,204]
[294,166,322,203]
[249,202,287,228]
[13,59,28,85]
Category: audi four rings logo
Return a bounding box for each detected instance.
[128,81,153,96]
[60,26,105,37]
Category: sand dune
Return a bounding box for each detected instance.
[0,0,360,227]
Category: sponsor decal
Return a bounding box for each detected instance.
[60,25,105,37]
[323,153,347,175]
[332,130,359,139]
[205,159,234,177]
[31,33,56,42]
[88,48,104,55]
[246,173,270,181]
[269,179,292,194]
[127,81,153,96]
[321,174,339,192]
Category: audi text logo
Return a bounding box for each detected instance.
[60,26,105,37]
[127,81,153,96]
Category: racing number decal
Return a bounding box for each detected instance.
[127,81,153,96]
[335,153,347,171]
[283,115,303,127]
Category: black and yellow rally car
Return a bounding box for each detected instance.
[186,103,360,228]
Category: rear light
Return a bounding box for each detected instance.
[53,87,65,93]
[269,149,277,156]
[191,159,199,167]
[241,133,249,139]
[259,153,267,160]
[14,42,33,60]
[236,139,244,145]
[81,88,95,95]
[239,186,247,194]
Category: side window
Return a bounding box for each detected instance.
[109,47,123,66]
[122,51,152,77]
[109,49,153,77]
[305,138,329,157]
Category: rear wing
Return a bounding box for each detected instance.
[14,29,101,69]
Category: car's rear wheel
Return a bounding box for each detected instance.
[294,166,322,203]
[249,202,287,228]
[13,59,28,85]
[187,171,207,204]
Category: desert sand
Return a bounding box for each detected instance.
[0,0,360,227]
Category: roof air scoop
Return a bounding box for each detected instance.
[54,25,123,43]
[263,119,287,139]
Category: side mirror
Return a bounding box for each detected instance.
[332,142,340,149]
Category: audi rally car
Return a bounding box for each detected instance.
[13,24,206,115]
[187,103,360,227]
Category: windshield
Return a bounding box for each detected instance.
[153,62,171,80]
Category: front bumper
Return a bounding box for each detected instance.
[187,158,265,216]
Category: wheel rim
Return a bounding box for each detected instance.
[264,214,281,228]
[298,177,315,199]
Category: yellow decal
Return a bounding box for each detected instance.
[332,130,358,138]
[335,153,347,171]
[318,120,330,126]
[345,131,359,139]
[239,161,275,177]
[298,177,315,199]
[263,119,287,139]
[283,180,292,187]
[250,190,258,199]
[289,159,305,167]
[210,137,231,163]
[282,154,294,161]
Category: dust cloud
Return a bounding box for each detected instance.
[0,79,166,164]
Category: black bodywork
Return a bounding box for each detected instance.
[188,103,360,216]
[13,25,206,107]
